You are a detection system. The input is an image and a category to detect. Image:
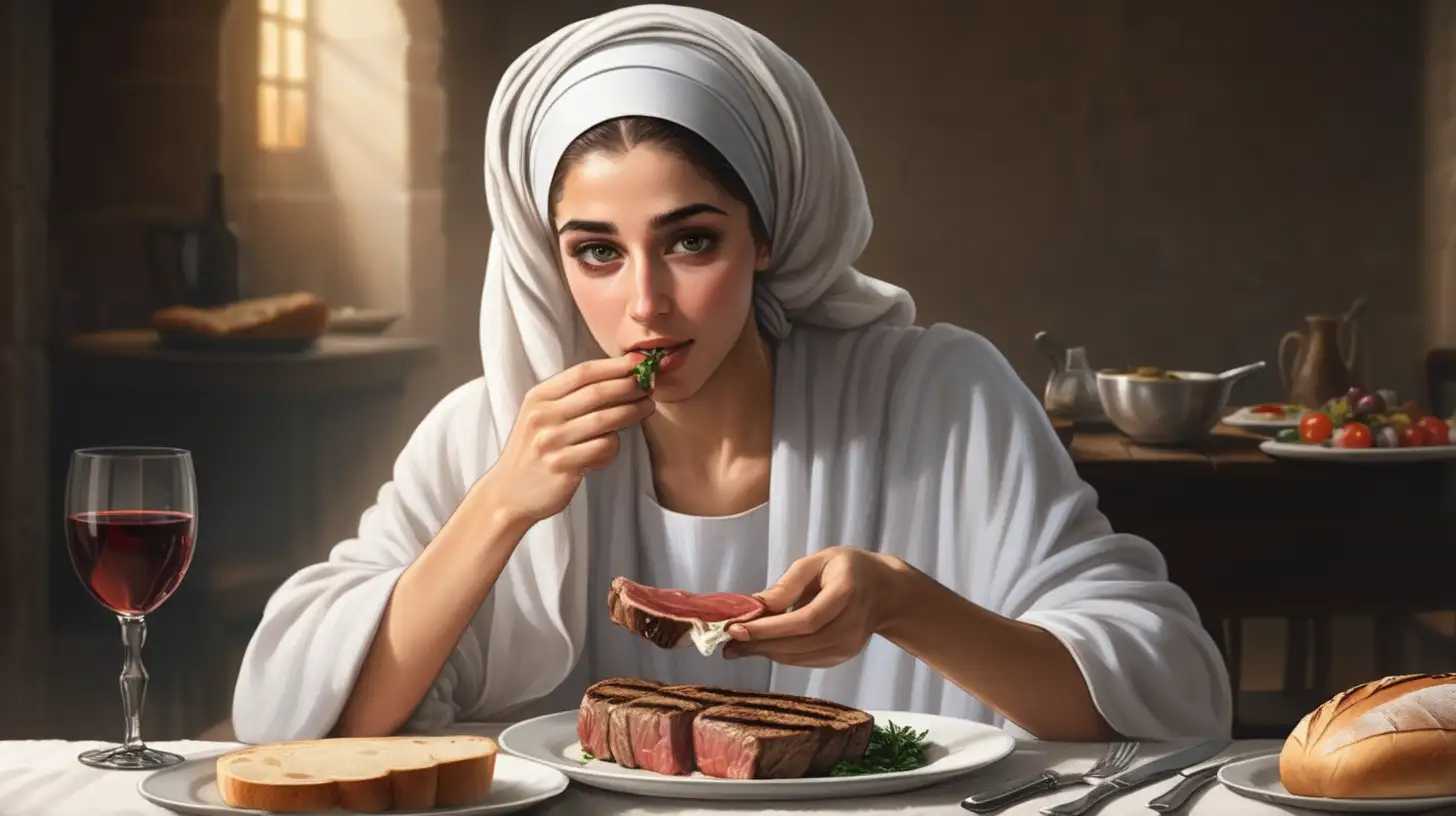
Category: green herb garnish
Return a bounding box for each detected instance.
[631,348,667,390]
[581,749,594,762]
[829,721,930,776]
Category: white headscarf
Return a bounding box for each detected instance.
[473,3,916,711]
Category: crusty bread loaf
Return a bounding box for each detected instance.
[216,735,497,813]
[1279,673,1456,799]
[152,292,330,338]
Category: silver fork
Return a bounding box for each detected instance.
[961,741,1139,814]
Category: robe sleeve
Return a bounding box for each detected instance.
[904,325,1234,740]
[230,380,492,744]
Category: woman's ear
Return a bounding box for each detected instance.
[755,241,773,273]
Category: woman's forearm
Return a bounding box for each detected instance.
[333,474,534,738]
[877,560,1119,742]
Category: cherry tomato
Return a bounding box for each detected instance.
[1400,425,1428,447]
[1299,412,1333,443]
[1339,421,1372,449]
[1417,415,1450,445]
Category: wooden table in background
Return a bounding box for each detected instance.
[1067,419,1455,730]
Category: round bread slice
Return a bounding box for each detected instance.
[216,735,497,813]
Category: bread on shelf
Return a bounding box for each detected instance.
[215,734,497,813]
[1279,672,1456,799]
[151,292,330,339]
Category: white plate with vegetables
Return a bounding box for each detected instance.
[1258,385,1456,463]
[496,709,1014,801]
[1259,440,1456,463]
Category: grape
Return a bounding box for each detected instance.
[1355,393,1385,415]
[1375,426,1400,448]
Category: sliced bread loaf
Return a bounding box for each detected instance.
[215,734,497,812]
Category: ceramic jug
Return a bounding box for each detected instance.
[1278,297,1364,408]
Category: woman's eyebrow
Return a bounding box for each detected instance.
[651,202,727,228]
[558,218,615,236]
[556,202,729,236]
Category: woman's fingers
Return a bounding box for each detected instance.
[734,578,850,642]
[551,369,651,420]
[726,614,857,666]
[749,553,827,616]
[532,355,641,402]
[554,398,655,445]
[551,433,622,474]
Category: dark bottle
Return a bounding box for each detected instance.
[194,171,241,307]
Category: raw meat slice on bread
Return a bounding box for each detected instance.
[215,734,496,813]
[607,576,767,655]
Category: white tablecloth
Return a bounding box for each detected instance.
[0,734,1395,815]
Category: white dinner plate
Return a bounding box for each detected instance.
[1224,406,1305,432]
[137,750,569,815]
[1217,754,1456,812]
[1259,439,1456,463]
[496,708,1015,802]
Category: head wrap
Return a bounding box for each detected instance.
[528,42,777,235]
[472,4,916,711]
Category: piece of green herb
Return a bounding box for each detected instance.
[829,721,931,776]
[631,349,667,390]
[581,749,594,762]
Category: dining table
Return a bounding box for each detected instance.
[1066,414,1456,733]
[1,727,1420,816]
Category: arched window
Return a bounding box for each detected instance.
[257,0,310,151]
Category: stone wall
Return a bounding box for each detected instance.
[440,0,1424,403]
[1,0,52,714]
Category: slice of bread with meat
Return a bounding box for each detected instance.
[215,734,497,813]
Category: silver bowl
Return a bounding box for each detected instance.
[1095,362,1266,445]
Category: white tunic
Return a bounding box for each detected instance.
[231,322,1233,744]
[525,491,775,719]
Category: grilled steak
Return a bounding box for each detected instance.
[700,689,873,775]
[606,687,719,775]
[607,576,767,655]
[693,703,843,779]
[577,677,665,762]
[584,680,876,779]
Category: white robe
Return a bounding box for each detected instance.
[231,321,1234,744]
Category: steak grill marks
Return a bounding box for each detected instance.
[579,678,874,779]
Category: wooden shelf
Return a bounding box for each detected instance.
[54,329,437,395]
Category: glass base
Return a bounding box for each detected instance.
[77,744,185,770]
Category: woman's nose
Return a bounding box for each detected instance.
[626,255,671,323]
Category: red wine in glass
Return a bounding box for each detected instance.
[65,447,197,770]
[67,510,193,616]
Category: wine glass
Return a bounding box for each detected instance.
[65,447,197,770]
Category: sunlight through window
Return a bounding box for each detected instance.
[258,0,309,150]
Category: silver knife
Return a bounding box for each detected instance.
[1146,750,1278,813]
[1039,738,1232,816]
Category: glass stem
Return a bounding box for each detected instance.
[117,614,149,751]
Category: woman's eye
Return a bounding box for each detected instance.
[672,233,715,254]
[575,244,620,265]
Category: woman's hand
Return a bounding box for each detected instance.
[723,547,909,668]
[488,355,655,526]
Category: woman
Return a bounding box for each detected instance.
[232,4,1232,745]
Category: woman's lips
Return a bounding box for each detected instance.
[655,342,692,376]
[628,341,693,376]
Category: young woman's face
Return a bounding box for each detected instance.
[553,144,770,402]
